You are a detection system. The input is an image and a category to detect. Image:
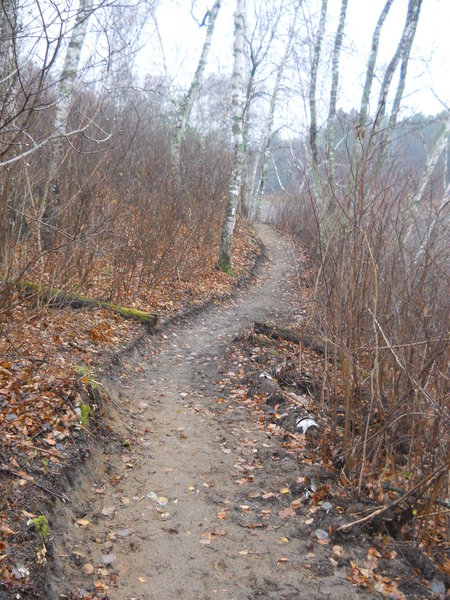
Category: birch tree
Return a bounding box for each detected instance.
[308,0,327,169]
[404,110,450,249]
[252,9,298,219]
[50,0,94,197]
[240,2,281,215]
[170,0,221,181]
[358,0,394,132]
[219,0,246,273]
[374,0,422,130]
[306,0,327,221]
[326,0,347,180]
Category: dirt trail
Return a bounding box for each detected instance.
[50,226,371,599]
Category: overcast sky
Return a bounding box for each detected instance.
[145,0,449,131]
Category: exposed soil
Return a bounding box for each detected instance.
[34,225,436,599]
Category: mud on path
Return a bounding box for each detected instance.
[49,225,374,599]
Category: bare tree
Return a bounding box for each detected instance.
[326,0,347,179]
[358,0,394,131]
[252,6,299,219]
[374,0,423,131]
[219,0,247,273]
[308,0,327,169]
[170,0,222,181]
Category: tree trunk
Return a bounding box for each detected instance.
[326,0,348,181]
[374,0,422,129]
[309,0,328,169]
[41,0,93,243]
[405,111,450,248]
[358,0,394,131]
[170,0,221,182]
[11,278,158,327]
[254,13,297,219]
[388,0,423,130]
[219,0,246,273]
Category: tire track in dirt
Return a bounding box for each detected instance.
[49,225,373,600]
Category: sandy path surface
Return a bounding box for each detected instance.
[50,225,371,600]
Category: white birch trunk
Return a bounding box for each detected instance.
[40,0,92,247]
[388,0,422,130]
[0,0,19,127]
[0,0,15,74]
[253,18,296,218]
[404,111,450,248]
[50,0,93,196]
[375,0,421,128]
[241,11,279,217]
[170,0,221,180]
[326,0,348,180]
[54,0,93,137]
[309,0,327,168]
[416,185,449,260]
[219,0,246,273]
[358,0,394,131]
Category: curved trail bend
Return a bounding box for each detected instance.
[51,225,369,600]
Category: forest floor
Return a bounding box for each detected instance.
[1,226,442,599]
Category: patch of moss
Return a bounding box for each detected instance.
[218,259,235,276]
[31,515,49,544]
[112,305,156,324]
[80,404,90,426]
[74,364,101,391]
[74,364,95,379]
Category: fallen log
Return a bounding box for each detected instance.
[253,321,333,358]
[11,279,158,327]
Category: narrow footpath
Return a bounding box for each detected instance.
[49,225,373,600]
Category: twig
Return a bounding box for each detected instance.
[337,463,448,531]
[20,443,63,458]
[369,310,450,422]
[266,544,275,567]
[0,466,70,503]
[382,482,450,509]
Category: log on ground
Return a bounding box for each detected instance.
[253,321,333,358]
[13,279,158,327]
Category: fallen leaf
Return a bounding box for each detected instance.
[76,519,90,527]
[279,507,296,518]
[290,498,302,509]
[0,525,16,536]
[93,581,109,591]
[82,563,94,575]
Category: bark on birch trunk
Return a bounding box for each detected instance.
[40,0,92,247]
[326,0,348,181]
[170,0,221,182]
[219,0,246,273]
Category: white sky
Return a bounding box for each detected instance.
[142,0,449,130]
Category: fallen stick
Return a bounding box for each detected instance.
[253,321,333,358]
[0,466,70,503]
[337,464,448,532]
[382,482,450,509]
[5,277,158,327]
